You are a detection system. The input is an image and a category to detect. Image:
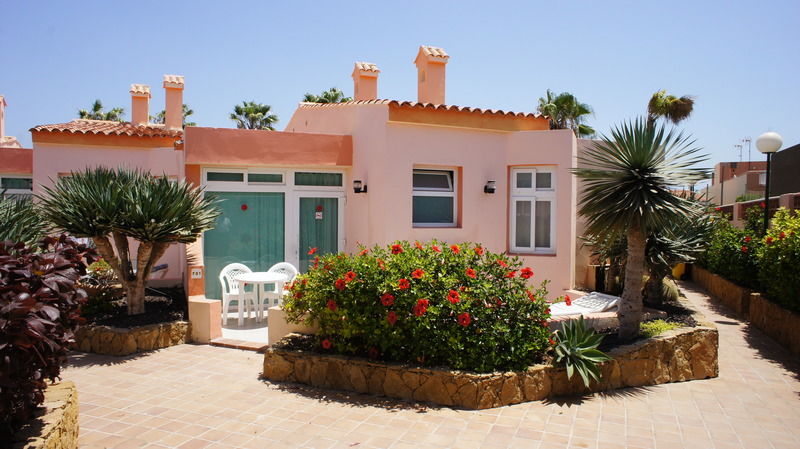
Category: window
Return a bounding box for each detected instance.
[413,169,456,227]
[0,176,33,200]
[295,172,343,187]
[207,171,244,182]
[510,167,555,253]
[758,172,766,186]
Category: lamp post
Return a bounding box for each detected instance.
[756,132,783,235]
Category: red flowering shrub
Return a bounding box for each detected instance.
[283,240,551,372]
[757,209,800,312]
[0,235,97,438]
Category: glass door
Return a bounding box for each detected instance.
[298,196,341,272]
[203,192,285,299]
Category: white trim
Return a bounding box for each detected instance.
[509,167,556,254]
[412,167,458,228]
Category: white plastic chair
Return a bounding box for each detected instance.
[219,263,256,326]
[263,262,299,308]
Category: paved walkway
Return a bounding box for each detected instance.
[65,282,800,449]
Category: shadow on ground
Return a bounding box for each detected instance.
[543,385,653,407]
[66,349,153,368]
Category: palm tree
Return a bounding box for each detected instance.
[0,195,48,246]
[150,104,197,127]
[230,101,279,130]
[78,99,125,121]
[573,118,707,339]
[303,87,352,104]
[38,168,220,315]
[537,90,595,137]
[647,90,695,128]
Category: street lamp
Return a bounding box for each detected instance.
[756,131,783,235]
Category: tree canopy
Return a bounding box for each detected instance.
[303,87,352,104]
[647,90,695,128]
[78,99,124,121]
[537,90,595,137]
[230,101,279,130]
[150,104,196,127]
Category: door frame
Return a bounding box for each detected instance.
[293,192,346,269]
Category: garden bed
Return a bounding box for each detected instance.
[73,320,190,356]
[82,287,188,327]
[10,381,79,449]
[691,265,752,317]
[263,297,718,409]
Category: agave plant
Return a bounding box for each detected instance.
[37,167,221,315]
[553,316,612,388]
[0,194,48,246]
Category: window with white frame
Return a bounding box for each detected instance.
[0,176,33,200]
[412,169,457,227]
[510,167,556,253]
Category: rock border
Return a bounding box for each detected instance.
[263,301,718,409]
[12,381,79,449]
[73,321,190,356]
[691,265,753,317]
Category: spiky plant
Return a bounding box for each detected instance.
[303,87,352,104]
[573,118,707,339]
[38,168,220,315]
[230,101,278,130]
[647,90,695,128]
[553,316,612,388]
[0,195,48,246]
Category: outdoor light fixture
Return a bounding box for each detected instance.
[353,180,367,194]
[756,131,783,235]
[484,180,496,194]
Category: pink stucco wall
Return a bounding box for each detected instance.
[285,105,577,297]
[32,142,186,285]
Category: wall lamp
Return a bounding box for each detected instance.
[353,180,368,194]
[484,180,496,194]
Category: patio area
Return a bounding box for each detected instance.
[65,282,800,449]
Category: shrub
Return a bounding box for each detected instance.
[77,259,123,317]
[639,319,681,338]
[758,209,800,312]
[699,210,761,289]
[283,241,552,372]
[552,316,611,387]
[0,235,97,438]
[0,195,48,246]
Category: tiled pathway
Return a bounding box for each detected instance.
[65,281,800,449]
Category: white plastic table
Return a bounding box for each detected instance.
[233,272,289,326]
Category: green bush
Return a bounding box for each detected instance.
[699,208,761,289]
[758,209,800,312]
[77,259,123,316]
[283,241,552,372]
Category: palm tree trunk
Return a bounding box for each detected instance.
[126,284,146,315]
[619,225,645,340]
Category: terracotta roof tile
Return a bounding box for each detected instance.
[163,74,185,88]
[30,119,183,138]
[298,99,543,119]
[130,84,151,96]
[354,61,379,72]
[420,45,449,59]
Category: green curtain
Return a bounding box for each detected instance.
[203,192,284,299]
[299,197,338,272]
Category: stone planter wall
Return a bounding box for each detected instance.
[749,293,800,357]
[691,265,753,317]
[74,321,190,356]
[12,381,79,449]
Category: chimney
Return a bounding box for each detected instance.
[352,62,380,101]
[129,84,151,126]
[163,74,185,130]
[0,95,6,140]
[414,45,449,104]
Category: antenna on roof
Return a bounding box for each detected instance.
[742,137,752,167]
[734,143,742,162]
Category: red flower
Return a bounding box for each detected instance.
[495,297,504,307]
[327,299,337,311]
[344,271,357,282]
[391,244,403,254]
[741,246,748,253]
[715,207,721,212]
[380,293,395,306]
[744,236,752,243]
[377,258,386,270]
[368,347,379,359]
[293,291,304,299]
[474,246,484,256]
[457,312,471,327]
[415,241,423,250]
[548,338,555,346]
[565,295,572,306]
[459,286,467,292]
[413,298,429,316]
[545,307,551,315]
[520,267,534,279]
[323,263,332,272]
[313,256,320,269]
[466,268,477,279]
[387,311,398,325]
[334,279,346,290]
[398,278,411,290]
[540,319,549,327]
[526,290,536,301]
[447,289,460,304]
[432,245,441,253]
[780,231,787,240]
[766,237,774,245]
[411,268,425,279]
[359,248,369,256]
[321,339,332,349]
[505,270,517,278]
[308,247,317,255]
[760,201,766,209]
[450,244,460,254]
[497,259,508,268]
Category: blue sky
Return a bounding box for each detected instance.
[2,0,798,175]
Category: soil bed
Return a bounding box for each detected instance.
[83,287,187,327]
[598,299,697,352]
